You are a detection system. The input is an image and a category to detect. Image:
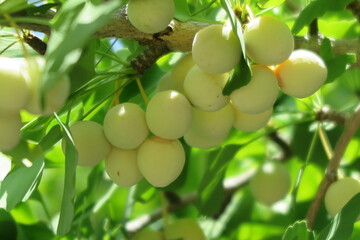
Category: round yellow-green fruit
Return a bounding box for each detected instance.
[103,103,149,149]
[105,147,142,187]
[137,136,185,187]
[184,128,228,149]
[170,53,195,93]
[230,65,278,114]
[0,57,29,113]
[232,105,273,132]
[324,177,360,217]
[131,228,163,240]
[275,49,327,98]
[244,16,294,66]
[184,65,229,112]
[192,23,241,74]
[0,113,22,151]
[127,0,175,34]
[164,218,206,240]
[146,90,192,140]
[156,72,177,93]
[249,161,291,205]
[66,121,111,167]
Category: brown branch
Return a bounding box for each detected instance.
[23,32,47,55]
[306,105,360,229]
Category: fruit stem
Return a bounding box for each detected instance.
[136,77,149,105]
[3,13,29,58]
[318,124,334,160]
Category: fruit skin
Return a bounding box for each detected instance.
[244,16,294,66]
[192,23,241,74]
[65,121,111,167]
[164,218,206,240]
[156,72,177,93]
[146,90,192,140]
[249,161,291,205]
[184,129,228,149]
[131,228,163,240]
[137,136,185,187]
[275,49,328,98]
[184,65,229,112]
[232,105,273,132]
[170,53,195,93]
[0,57,29,113]
[127,0,175,34]
[105,147,142,187]
[230,65,278,114]
[103,103,149,150]
[23,56,70,116]
[0,113,22,151]
[324,177,360,217]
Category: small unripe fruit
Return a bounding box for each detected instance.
[275,49,327,98]
[131,228,163,240]
[230,65,278,114]
[244,16,294,66]
[65,121,111,167]
[156,72,177,93]
[103,103,149,149]
[170,53,195,93]
[105,147,142,187]
[184,65,229,112]
[137,136,185,187]
[184,129,228,149]
[192,24,241,74]
[0,113,22,151]
[164,218,206,240]
[249,161,291,205]
[0,57,29,113]
[24,56,70,116]
[146,90,192,140]
[324,177,360,217]
[127,0,175,34]
[233,106,272,132]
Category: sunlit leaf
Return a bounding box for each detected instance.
[257,0,285,8]
[282,220,314,240]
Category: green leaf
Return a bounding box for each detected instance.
[257,0,285,8]
[0,0,28,14]
[292,0,354,35]
[0,157,44,211]
[282,221,314,240]
[54,114,78,236]
[174,0,192,22]
[196,144,241,216]
[317,192,360,240]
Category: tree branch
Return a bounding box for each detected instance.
[306,105,360,229]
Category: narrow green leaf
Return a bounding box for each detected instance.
[317,192,360,240]
[319,38,334,61]
[325,54,356,84]
[282,221,314,240]
[257,0,285,8]
[54,114,78,236]
[0,0,27,14]
[0,157,44,211]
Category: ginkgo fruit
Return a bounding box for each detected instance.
[0,57,29,113]
[230,65,278,114]
[184,65,229,112]
[184,129,228,149]
[192,23,241,74]
[275,49,328,98]
[164,218,206,240]
[127,0,175,34]
[156,72,177,93]
[103,103,149,149]
[105,147,142,187]
[146,90,192,140]
[244,16,294,66]
[137,136,185,187]
[249,161,291,205]
[0,113,22,151]
[66,121,111,167]
[232,106,273,132]
[170,53,195,93]
[324,177,360,217]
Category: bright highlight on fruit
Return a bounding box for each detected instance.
[244,16,294,66]
[192,23,241,74]
[324,177,360,217]
[137,136,185,187]
[249,161,291,205]
[103,103,149,150]
[275,49,328,98]
[127,0,175,34]
[164,218,206,240]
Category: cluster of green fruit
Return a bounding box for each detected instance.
[0,56,70,152]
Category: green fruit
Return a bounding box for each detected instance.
[324,177,360,217]
[66,121,111,167]
[184,128,228,149]
[137,136,185,187]
[156,72,177,93]
[164,218,206,240]
[105,147,142,187]
[232,105,272,132]
[249,161,291,205]
[127,0,175,34]
[275,49,327,98]
[146,90,192,140]
[170,53,195,93]
[0,57,29,113]
[244,16,294,66]
[0,113,22,151]
[103,103,149,149]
